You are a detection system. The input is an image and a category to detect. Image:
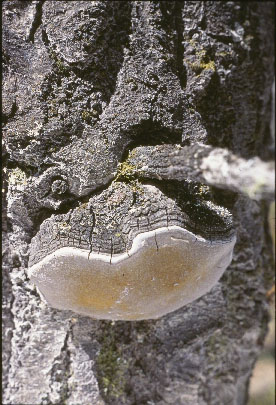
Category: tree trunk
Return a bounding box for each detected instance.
[2,1,274,404]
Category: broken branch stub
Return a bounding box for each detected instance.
[128,143,275,201]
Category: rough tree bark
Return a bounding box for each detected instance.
[2,1,274,404]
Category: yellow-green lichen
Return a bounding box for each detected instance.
[78,202,88,210]
[48,99,59,116]
[81,110,92,122]
[189,59,216,75]
[197,184,212,199]
[188,39,197,47]
[205,331,229,363]
[57,222,71,235]
[114,160,144,194]
[56,59,67,74]
[114,161,138,183]
[49,107,58,116]
[200,60,216,71]
[185,45,216,75]
[8,168,28,190]
[128,149,137,159]
[81,110,98,123]
[96,326,127,399]
[49,50,68,75]
[216,51,230,57]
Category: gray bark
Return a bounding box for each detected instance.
[2,1,274,404]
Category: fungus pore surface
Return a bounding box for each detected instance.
[29,226,236,320]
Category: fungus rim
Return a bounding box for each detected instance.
[29,225,236,268]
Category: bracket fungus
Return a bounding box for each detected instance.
[28,182,236,320]
[29,227,236,320]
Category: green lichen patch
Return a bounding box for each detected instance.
[114,152,145,193]
[8,168,28,191]
[114,160,144,194]
[56,58,68,74]
[185,44,216,75]
[115,161,137,183]
[96,324,128,400]
[81,110,93,123]
[200,60,216,71]
[205,330,229,364]
[189,59,216,75]
[81,110,98,123]
[49,50,69,75]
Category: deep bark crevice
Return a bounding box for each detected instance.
[27,0,44,43]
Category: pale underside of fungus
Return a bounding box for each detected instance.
[29,223,236,321]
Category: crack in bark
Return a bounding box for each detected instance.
[2,261,15,398]
[174,1,187,89]
[28,0,45,43]
[49,323,73,404]
[2,100,18,126]
[88,207,96,260]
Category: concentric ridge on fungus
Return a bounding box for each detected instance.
[29,225,236,320]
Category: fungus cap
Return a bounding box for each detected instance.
[29,226,236,320]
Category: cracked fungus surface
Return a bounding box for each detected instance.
[29,226,236,320]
